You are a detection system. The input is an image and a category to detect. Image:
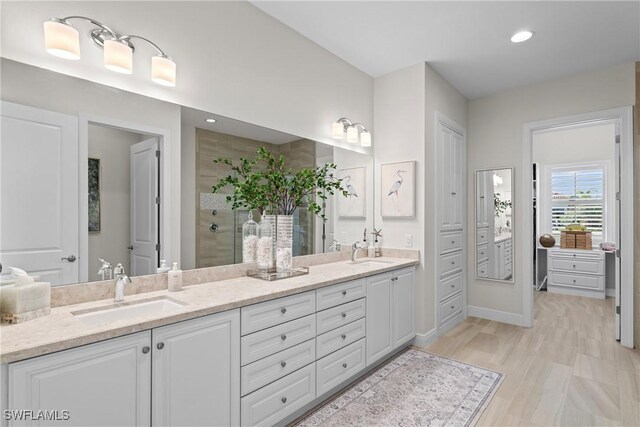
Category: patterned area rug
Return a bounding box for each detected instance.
[295,348,503,427]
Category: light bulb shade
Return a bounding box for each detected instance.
[360,130,371,147]
[346,126,359,143]
[104,40,133,74]
[152,55,176,87]
[43,20,80,60]
[331,121,345,139]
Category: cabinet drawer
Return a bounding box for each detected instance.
[241,315,316,366]
[505,254,512,265]
[440,251,463,277]
[316,317,366,359]
[316,339,366,397]
[316,298,366,335]
[439,273,463,302]
[241,291,315,335]
[476,244,489,263]
[548,271,604,290]
[316,279,366,311]
[477,228,489,245]
[548,249,603,261]
[549,258,604,275]
[240,363,315,427]
[440,294,463,323]
[477,262,489,278]
[440,231,463,254]
[241,339,315,396]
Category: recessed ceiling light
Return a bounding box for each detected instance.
[205,118,217,123]
[511,30,534,43]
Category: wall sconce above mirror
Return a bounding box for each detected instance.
[475,168,514,283]
[331,118,371,147]
[43,16,176,86]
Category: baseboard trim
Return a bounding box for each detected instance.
[605,288,615,297]
[411,328,438,347]
[467,305,526,327]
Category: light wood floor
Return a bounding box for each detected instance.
[421,292,640,426]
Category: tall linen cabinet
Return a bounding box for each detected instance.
[436,115,466,333]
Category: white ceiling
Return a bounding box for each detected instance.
[251,1,640,99]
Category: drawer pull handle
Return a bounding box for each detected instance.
[342,290,347,296]
[573,265,576,268]
[341,334,347,339]
[281,307,287,314]
[343,363,348,368]
[450,284,455,288]
[573,254,576,257]
[341,312,347,318]
[157,342,164,350]
[142,346,150,354]
[451,241,456,244]
[573,280,577,284]
[451,305,455,309]
[451,261,455,265]
[281,397,287,404]
[281,361,287,368]
[281,334,287,341]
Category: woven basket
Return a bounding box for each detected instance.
[560,230,592,249]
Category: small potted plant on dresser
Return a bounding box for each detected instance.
[212,147,349,277]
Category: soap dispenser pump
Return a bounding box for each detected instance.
[168,262,182,292]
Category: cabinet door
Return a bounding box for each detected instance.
[450,131,465,230]
[476,173,490,228]
[365,273,393,366]
[152,310,240,427]
[392,268,415,348]
[438,127,454,231]
[9,332,151,427]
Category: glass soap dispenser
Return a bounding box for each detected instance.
[256,212,274,272]
[242,210,258,263]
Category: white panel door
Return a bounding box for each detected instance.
[450,128,465,230]
[365,273,393,366]
[0,101,78,285]
[152,310,240,427]
[129,138,158,276]
[392,268,415,348]
[8,332,151,427]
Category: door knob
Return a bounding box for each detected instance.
[281,397,287,404]
[281,361,287,368]
[61,255,77,262]
[343,363,348,368]
[281,307,287,314]
[342,290,347,296]
[341,334,347,339]
[142,346,150,354]
[157,342,165,350]
[210,223,219,233]
[341,312,347,318]
[281,334,287,341]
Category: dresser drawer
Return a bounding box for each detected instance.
[548,271,604,290]
[476,244,489,263]
[241,291,315,335]
[316,339,366,397]
[240,363,315,427]
[241,315,316,366]
[440,251,463,277]
[477,262,489,278]
[241,339,316,396]
[439,272,463,301]
[316,317,366,359]
[316,279,366,311]
[549,257,604,275]
[548,249,604,261]
[477,228,489,245]
[440,294,463,323]
[440,231,463,254]
[316,298,366,335]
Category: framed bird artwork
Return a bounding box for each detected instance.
[336,166,366,218]
[381,160,416,218]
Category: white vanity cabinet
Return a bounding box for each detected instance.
[7,310,241,427]
[365,268,415,366]
[8,332,152,427]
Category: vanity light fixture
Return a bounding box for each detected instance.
[331,118,372,147]
[43,16,177,87]
[510,30,534,43]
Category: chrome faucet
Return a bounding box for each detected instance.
[351,241,365,262]
[329,239,342,252]
[113,263,131,302]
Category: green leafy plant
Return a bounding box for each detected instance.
[494,192,512,216]
[212,147,349,222]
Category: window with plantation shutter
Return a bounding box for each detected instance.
[550,164,604,242]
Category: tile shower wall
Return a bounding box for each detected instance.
[195,129,316,268]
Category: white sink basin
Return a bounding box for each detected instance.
[350,259,393,265]
[72,296,188,326]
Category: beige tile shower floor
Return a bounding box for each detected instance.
[420,292,640,426]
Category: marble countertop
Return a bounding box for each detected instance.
[494,232,512,243]
[0,257,418,364]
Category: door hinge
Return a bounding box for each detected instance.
[616,305,621,315]
[155,150,161,158]
[616,192,620,201]
[616,249,621,258]
[615,135,620,144]
[155,243,161,251]
[155,196,161,204]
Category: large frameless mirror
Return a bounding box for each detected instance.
[475,168,514,282]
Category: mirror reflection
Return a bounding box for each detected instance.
[0,60,373,286]
[475,168,514,282]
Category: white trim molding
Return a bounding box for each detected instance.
[411,328,439,348]
[522,106,634,347]
[467,306,526,327]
